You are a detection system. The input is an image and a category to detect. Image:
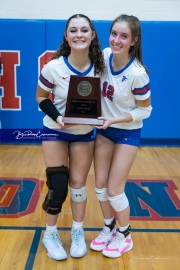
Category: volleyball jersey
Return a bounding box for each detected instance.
[38,56,98,134]
[101,47,151,129]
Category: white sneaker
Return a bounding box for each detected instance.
[90,226,116,251]
[42,230,67,260]
[102,229,133,258]
[70,228,87,258]
[90,218,116,251]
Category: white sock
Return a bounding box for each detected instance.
[72,220,83,229]
[119,224,129,232]
[46,224,57,232]
[104,217,114,226]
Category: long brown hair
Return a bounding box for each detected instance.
[52,14,106,76]
[110,14,148,72]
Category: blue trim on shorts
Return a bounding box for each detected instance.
[42,126,95,142]
[96,127,141,146]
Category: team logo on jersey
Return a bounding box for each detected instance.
[122,75,127,82]
[0,178,44,218]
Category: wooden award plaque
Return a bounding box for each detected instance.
[63,75,103,125]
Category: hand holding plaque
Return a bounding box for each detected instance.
[63,75,103,125]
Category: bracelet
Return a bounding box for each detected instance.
[39,99,62,122]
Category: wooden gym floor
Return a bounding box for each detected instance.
[0,144,180,270]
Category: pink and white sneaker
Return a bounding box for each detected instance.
[90,218,116,251]
[102,227,133,258]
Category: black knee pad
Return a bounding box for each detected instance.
[42,166,69,215]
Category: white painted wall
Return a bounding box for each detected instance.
[0,0,180,21]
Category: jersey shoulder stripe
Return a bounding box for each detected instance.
[39,73,55,89]
[132,83,150,95]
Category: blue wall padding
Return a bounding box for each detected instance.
[0,19,180,141]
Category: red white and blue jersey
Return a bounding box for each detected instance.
[38,56,98,134]
[101,47,151,129]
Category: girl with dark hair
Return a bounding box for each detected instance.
[36,14,105,260]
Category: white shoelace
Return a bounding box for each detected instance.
[51,232,62,248]
[108,236,122,248]
[72,229,83,245]
[97,227,110,241]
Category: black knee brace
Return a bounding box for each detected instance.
[42,166,69,215]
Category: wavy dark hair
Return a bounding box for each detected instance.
[110,14,148,72]
[51,14,106,77]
